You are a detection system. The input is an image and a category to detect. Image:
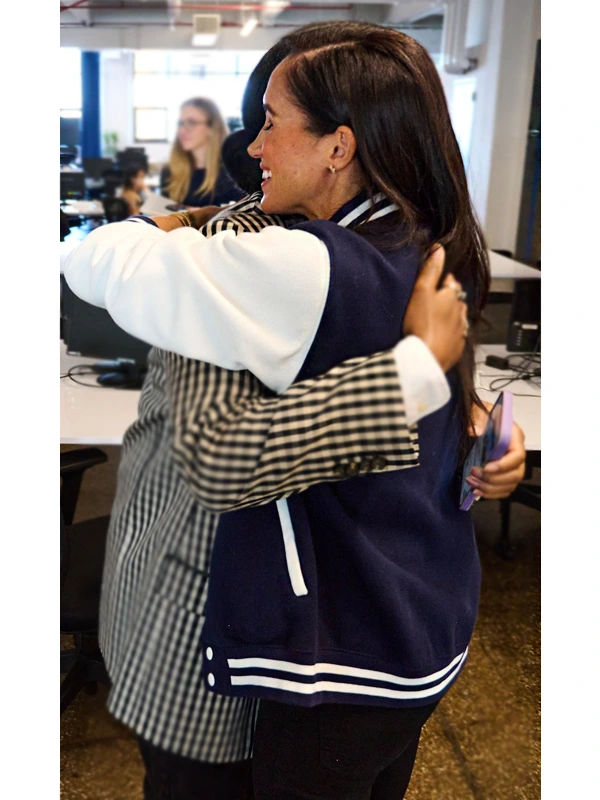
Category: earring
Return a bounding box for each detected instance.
[329,165,336,174]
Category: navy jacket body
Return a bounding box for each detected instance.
[201,201,481,708]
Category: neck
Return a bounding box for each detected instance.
[301,173,366,221]
[192,147,207,169]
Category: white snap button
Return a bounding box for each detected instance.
[208,673,215,687]
[206,647,213,661]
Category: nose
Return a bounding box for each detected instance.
[247,130,263,159]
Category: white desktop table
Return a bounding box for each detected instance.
[61,341,540,451]
[487,251,540,293]
[61,343,141,445]
[61,200,105,218]
[475,344,540,451]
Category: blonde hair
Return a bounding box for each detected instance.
[166,98,229,203]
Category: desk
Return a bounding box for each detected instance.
[61,343,141,445]
[475,344,540,451]
[487,251,540,294]
[61,200,105,218]
[61,340,540,450]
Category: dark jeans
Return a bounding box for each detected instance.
[251,699,439,800]
[137,737,253,800]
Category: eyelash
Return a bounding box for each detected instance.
[263,121,273,131]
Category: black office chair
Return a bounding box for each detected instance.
[102,196,131,223]
[61,448,111,715]
[102,169,124,198]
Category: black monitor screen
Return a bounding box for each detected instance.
[60,171,86,200]
[62,281,151,366]
[117,150,149,172]
[83,157,115,180]
[60,116,81,148]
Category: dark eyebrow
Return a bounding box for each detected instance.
[263,103,278,117]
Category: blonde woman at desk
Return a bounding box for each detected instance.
[160,97,245,209]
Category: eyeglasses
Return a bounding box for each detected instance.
[177,119,210,130]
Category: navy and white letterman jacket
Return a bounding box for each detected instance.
[200,194,481,708]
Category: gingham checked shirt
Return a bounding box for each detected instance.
[72,195,447,762]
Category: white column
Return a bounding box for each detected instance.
[467,0,540,251]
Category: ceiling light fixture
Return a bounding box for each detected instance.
[240,17,259,37]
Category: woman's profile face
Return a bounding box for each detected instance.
[177,104,212,152]
[247,60,332,218]
[133,170,146,191]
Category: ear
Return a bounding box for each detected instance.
[329,126,358,171]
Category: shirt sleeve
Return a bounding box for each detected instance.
[62,221,331,393]
[170,350,419,513]
[392,335,451,426]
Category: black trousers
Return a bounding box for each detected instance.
[251,699,439,800]
[137,737,253,800]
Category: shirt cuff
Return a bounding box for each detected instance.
[128,215,158,227]
[393,336,451,427]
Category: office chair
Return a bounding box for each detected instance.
[102,196,131,223]
[102,169,124,198]
[60,447,111,715]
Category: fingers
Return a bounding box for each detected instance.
[415,245,446,292]
[467,422,527,499]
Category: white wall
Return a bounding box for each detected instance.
[100,51,134,159]
[466,0,540,251]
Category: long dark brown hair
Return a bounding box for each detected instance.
[279,23,490,454]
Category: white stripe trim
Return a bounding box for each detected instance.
[229,651,468,700]
[369,203,399,221]
[275,499,308,596]
[228,649,465,687]
[337,193,386,227]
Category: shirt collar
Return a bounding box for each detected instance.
[245,189,398,228]
[329,191,399,228]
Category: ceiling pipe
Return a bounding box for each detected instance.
[60,20,300,27]
[441,0,476,73]
[60,0,95,11]
[60,2,352,9]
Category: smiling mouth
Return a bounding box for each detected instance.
[261,169,272,186]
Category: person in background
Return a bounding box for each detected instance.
[160,98,245,209]
[120,167,147,216]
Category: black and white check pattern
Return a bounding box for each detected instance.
[99,194,419,762]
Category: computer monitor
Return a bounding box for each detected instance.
[506,278,541,353]
[60,145,78,167]
[117,149,149,172]
[60,116,81,149]
[83,157,114,180]
[60,170,86,200]
[61,279,151,389]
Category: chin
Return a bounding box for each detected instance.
[260,192,294,216]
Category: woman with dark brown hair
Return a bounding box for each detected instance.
[65,21,526,800]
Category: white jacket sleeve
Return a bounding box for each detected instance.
[63,221,331,393]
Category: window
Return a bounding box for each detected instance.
[132,50,265,143]
[60,48,82,119]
